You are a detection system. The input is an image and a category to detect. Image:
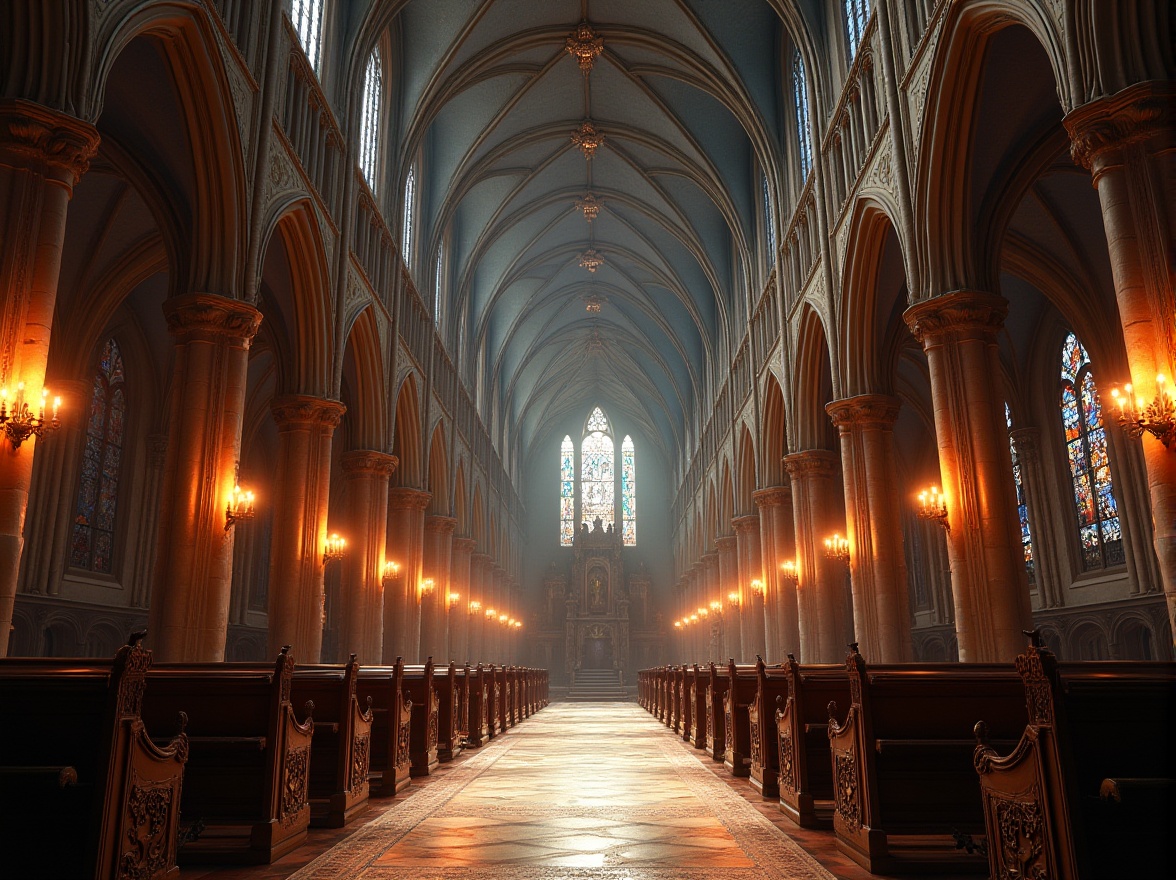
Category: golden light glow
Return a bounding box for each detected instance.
[448,591,461,605]
[469,600,482,613]
[823,532,850,563]
[382,561,401,581]
[0,381,62,448]
[780,560,798,583]
[750,578,764,594]
[225,484,256,531]
[485,607,497,618]
[1110,373,1176,448]
[916,486,950,531]
[323,533,347,564]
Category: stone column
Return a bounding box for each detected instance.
[784,450,849,663]
[421,514,456,662]
[265,395,345,662]
[0,102,98,655]
[701,551,719,661]
[149,296,262,661]
[490,565,507,662]
[755,487,797,661]
[1008,429,1064,609]
[468,552,490,663]
[715,535,739,661]
[904,292,1033,662]
[733,514,766,662]
[384,487,430,663]
[827,395,913,663]
[1065,82,1176,647]
[338,450,397,663]
[450,537,476,662]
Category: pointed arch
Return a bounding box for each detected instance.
[718,461,735,533]
[736,425,757,516]
[794,304,835,450]
[472,484,486,549]
[762,374,787,486]
[453,463,468,535]
[391,373,422,487]
[340,306,386,449]
[426,422,449,515]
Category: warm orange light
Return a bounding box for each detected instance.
[323,533,347,564]
[780,560,798,583]
[225,484,256,531]
[750,578,764,594]
[382,561,401,581]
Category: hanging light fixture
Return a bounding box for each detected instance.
[225,483,256,531]
[0,383,61,448]
[916,486,950,531]
[323,533,347,564]
[780,560,799,584]
[823,533,850,563]
[1109,375,1176,448]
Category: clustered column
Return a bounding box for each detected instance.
[754,486,798,660]
[384,487,430,663]
[715,535,739,661]
[338,450,397,663]
[450,537,476,662]
[421,514,456,662]
[733,513,766,662]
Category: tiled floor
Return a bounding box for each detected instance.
[181,702,900,880]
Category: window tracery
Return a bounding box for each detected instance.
[622,435,635,545]
[290,0,326,71]
[844,0,870,59]
[402,164,416,267]
[762,174,775,260]
[560,436,575,546]
[359,49,382,190]
[1005,403,1035,584]
[581,407,614,530]
[792,52,813,180]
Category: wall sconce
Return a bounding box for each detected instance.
[485,607,497,619]
[727,590,740,607]
[419,577,435,597]
[0,383,61,448]
[709,599,722,614]
[696,606,708,618]
[469,599,482,614]
[323,533,347,565]
[674,620,683,629]
[780,560,799,584]
[497,613,509,625]
[382,561,401,584]
[225,484,256,531]
[507,617,516,627]
[824,533,850,563]
[916,486,950,531]
[1110,375,1176,448]
[448,591,461,606]
[513,620,522,630]
[689,613,699,623]
[750,578,764,595]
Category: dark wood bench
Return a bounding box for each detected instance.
[828,646,1027,874]
[401,659,440,776]
[496,664,512,732]
[688,664,708,748]
[668,665,682,731]
[974,635,1176,879]
[487,664,503,738]
[773,654,849,828]
[723,660,759,777]
[705,662,730,761]
[748,657,790,798]
[0,635,188,880]
[465,664,490,747]
[355,658,412,796]
[433,661,464,762]
[141,646,314,865]
[680,665,697,743]
[291,654,372,827]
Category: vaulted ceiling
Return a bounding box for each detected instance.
[357,0,812,469]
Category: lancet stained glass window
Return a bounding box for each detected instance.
[1005,403,1035,584]
[290,0,326,71]
[434,242,444,326]
[844,0,871,59]
[621,435,636,545]
[792,52,813,180]
[581,407,614,530]
[762,174,776,259]
[71,339,127,574]
[358,49,382,190]
[1060,333,1123,570]
[402,164,416,267]
[560,436,575,546]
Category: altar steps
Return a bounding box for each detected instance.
[566,669,631,701]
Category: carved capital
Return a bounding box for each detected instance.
[453,536,478,554]
[425,514,458,535]
[341,449,398,477]
[1009,428,1040,464]
[753,486,791,508]
[783,449,839,479]
[388,487,432,511]
[826,394,901,430]
[715,534,737,553]
[732,514,760,535]
[903,291,1007,345]
[0,100,100,186]
[702,551,719,570]
[164,294,263,347]
[1064,81,1176,173]
[270,394,346,430]
[147,432,169,468]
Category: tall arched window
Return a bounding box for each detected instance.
[434,242,444,326]
[621,435,636,545]
[560,436,575,546]
[792,52,813,180]
[402,164,416,267]
[761,173,776,260]
[1005,403,1035,584]
[581,407,614,529]
[844,0,871,59]
[1060,333,1123,571]
[290,0,326,71]
[358,49,382,190]
[70,339,127,574]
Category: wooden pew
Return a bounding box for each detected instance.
[669,665,683,732]
[723,660,758,777]
[356,658,412,796]
[141,646,314,865]
[681,665,697,742]
[0,635,188,880]
[497,665,513,732]
[974,636,1176,879]
[290,654,372,827]
[704,662,730,761]
[773,654,849,828]
[688,664,709,749]
[401,659,440,777]
[508,666,521,726]
[487,664,503,738]
[465,664,490,747]
[637,668,649,709]
[433,661,464,762]
[748,657,790,798]
[827,646,1027,874]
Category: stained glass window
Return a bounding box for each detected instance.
[71,339,127,574]
[581,407,614,530]
[434,243,444,325]
[792,52,813,180]
[560,436,575,546]
[290,0,326,71]
[844,0,871,59]
[762,174,776,259]
[1060,333,1123,571]
[359,49,382,190]
[621,435,636,545]
[402,164,416,267]
[1005,403,1035,584]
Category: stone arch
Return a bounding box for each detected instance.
[454,463,468,536]
[426,422,449,516]
[391,373,423,487]
[1111,614,1159,661]
[793,304,834,450]
[340,306,386,450]
[735,425,757,516]
[1069,619,1111,660]
[761,373,787,487]
[718,462,734,534]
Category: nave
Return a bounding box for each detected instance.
[184,703,851,880]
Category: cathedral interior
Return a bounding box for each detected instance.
[0,1,1173,878]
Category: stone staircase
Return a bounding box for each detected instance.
[566,668,630,701]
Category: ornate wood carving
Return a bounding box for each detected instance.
[118,776,176,880]
[281,746,310,825]
[834,751,861,831]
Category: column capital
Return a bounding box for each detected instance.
[752,486,791,508]
[826,394,901,430]
[341,449,398,477]
[388,486,432,510]
[453,536,478,554]
[732,514,760,535]
[470,551,493,568]
[165,294,263,346]
[0,99,99,186]
[715,534,737,553]
[270,394,346,430]
[702,551,719,568]
[1009,427,1041,464]
[903,291,1007,345]
[424,514,458,535]
[1064,81,1175,175]
[783,448,839,478]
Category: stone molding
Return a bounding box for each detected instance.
[732,514,760,534]
[783,449,839,478]
[340,449,398,477]
[715,535,737,553]
[1065,81,1175,174]
[0,99,100,185]
[164,294,263,346]
[388,487,432,510]
[752,486,791,508]
[826,394,901,430]
[453,537,478,554]
[270,394,346,430]
[903,290,1007,345]
[424,515,458,535]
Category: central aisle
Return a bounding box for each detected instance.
[290,702,836,879]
